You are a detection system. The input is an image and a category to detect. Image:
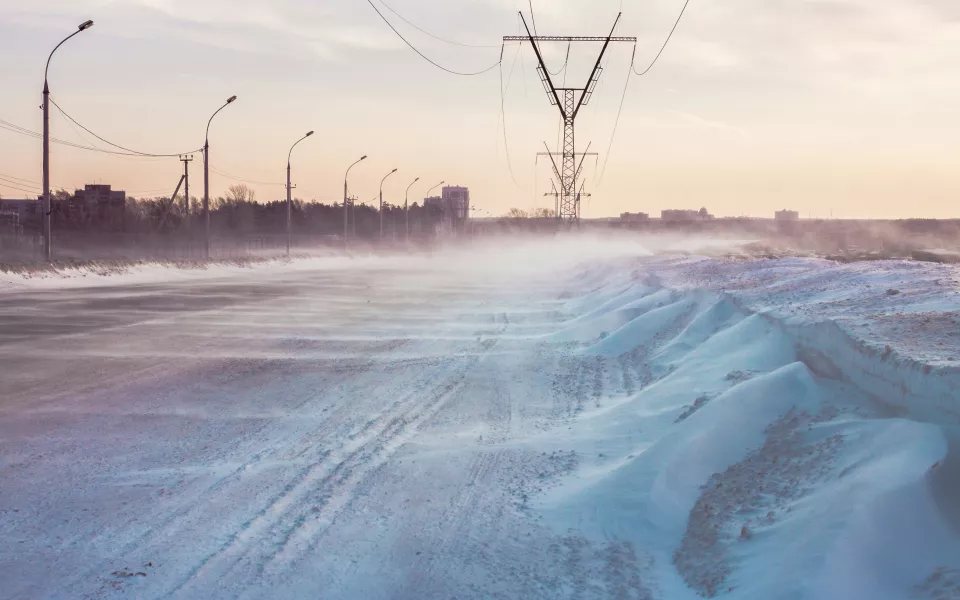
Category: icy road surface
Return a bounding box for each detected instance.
[2,239,960,599]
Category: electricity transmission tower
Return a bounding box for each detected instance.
[537,141,596,218]
[505,13,635,226]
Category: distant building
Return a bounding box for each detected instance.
[425,186,471,235]
[662,208,712,222]
[442,186,470,222]
[73,184,126,210]
[620,212,649,222]
[69,184,127,225]
[0,198,40,223]
[775,209,799,221]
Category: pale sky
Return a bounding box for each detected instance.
[0,0,958,219]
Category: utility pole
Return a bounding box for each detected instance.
[505,13,634,226]
[180,154,193,229]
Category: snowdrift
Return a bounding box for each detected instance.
[532,256,960,600]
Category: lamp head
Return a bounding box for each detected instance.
[414,177,420,183]
[79,20,94,31]
[226,95,237,104]
[360,155,368,161]
[306,131,314,137]
[391,168,398,174]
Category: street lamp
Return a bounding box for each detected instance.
[425,180,445,199]
[286,130,313,256]
[404,177,419,240]
[379,168,397,240]
[203,94,236,258]
[422,180,445,240]
[343,155,367,244]
[42,19,94,261]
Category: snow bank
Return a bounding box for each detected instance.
[531,255,960,599]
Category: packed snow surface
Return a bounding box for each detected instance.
[2,236,960,599]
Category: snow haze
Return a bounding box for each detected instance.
[1,236,959,599]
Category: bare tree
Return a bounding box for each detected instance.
[504,208,529,219]
[225,184,256,205]
[531,207,556,219]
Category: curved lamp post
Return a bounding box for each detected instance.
[343,155,367,244]
[42,19,94,261]
[379,168,397,239]
[424,181,445,211]
[422,180,445,240]
[404,177,419,240]
[425,181,445,199]
[286,130,313,255]
[203,95,236,258]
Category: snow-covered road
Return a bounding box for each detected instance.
[2,237,959,599]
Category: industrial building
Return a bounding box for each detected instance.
[620,212,649,222]
[775,209,799,221]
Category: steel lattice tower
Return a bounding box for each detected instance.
[506,13,635,226]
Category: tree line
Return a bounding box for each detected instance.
[29,184,445,239]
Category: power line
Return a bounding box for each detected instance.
[126,187,180,197]
[200,153,285,187]
[0,181,41,195]
[598,0,691,184]
[547,41,571,76]
[375,0,500,48]
[0,171,39,185]
[0,176,40,191]
[498,58,522,189]
[596,49,633,185]
[496,23,526,190]
[633,0,690,76]
[529,0,539,38]
[49,96,198,157]
[0,119,42,140]
[0,117,172,157]
[210,165,285,186]
[364,0,502,76]
[51,107,176,164]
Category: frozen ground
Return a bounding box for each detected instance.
[1,235,959,599]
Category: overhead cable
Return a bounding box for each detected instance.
[498,56,523,189]
[376,0,500,48]
[598,0,691,185]
[200,154,285,187]
[633,0,690,76]
[364,0,502,76]
[528,0,539,38]
[49,97,198,157]
[0,117,177,157]
[0,171,39,185]
[596,49,633,185]
[210,166,285,186]
[547,41,571,76]
[0,180,41,195]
